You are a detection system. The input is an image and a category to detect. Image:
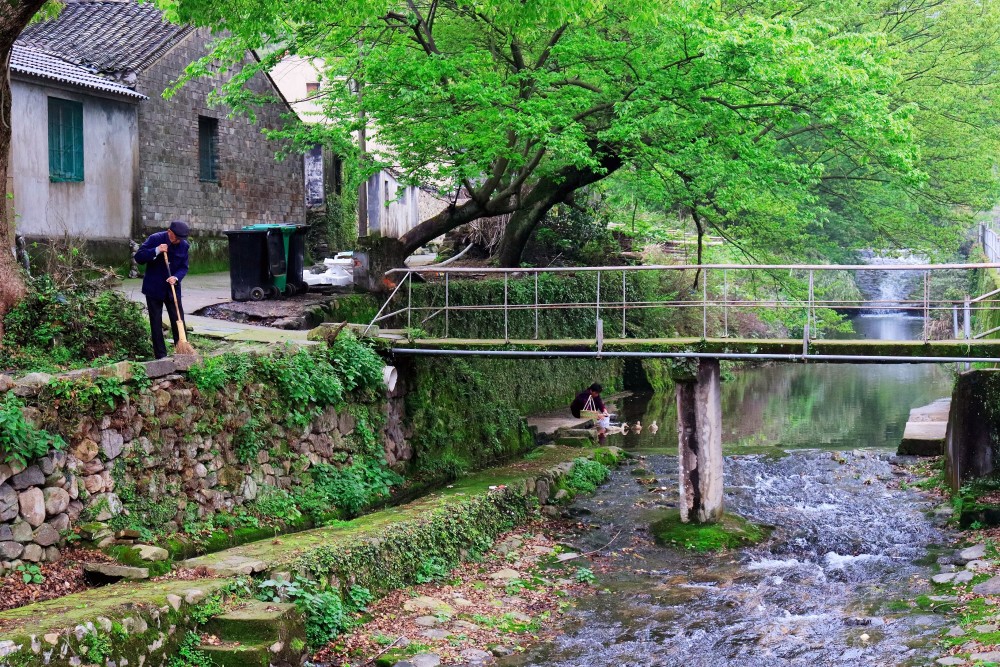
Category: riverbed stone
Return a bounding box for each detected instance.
[402,597,453,615]
[959,543,987,562]
[0,484,17,522]
[43,487,69,515]
[973,575,1000,596]
[18,488,45,527]
[11,465,44,490]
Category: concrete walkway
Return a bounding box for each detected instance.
[118,273,310,344]
[898,398,951,456]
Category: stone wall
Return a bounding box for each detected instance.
[136,29,305,237]
[0,353,408,569]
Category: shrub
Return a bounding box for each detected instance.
[2,275,151,366]
[0,393,65,467]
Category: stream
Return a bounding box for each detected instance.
[503,313,957,667]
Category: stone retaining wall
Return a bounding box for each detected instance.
[0,353,409,569]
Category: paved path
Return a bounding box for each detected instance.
[118,273,310,344]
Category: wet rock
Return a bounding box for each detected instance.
[43,487,69,515]
[32,523,60,547]
[18,488,45,527]
[0,484,17,522]
[11,466,44,490]
[959,544,987,562]
[973,576,1000,596]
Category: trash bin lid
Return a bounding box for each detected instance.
[242,223,297,231]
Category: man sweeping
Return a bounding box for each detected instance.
[134,221,194,359]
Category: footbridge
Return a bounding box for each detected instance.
[368,262,1000,364]
[368,262,1000,525]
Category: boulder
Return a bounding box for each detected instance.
[83,563,149,580]
[43,487,70,516]
[21,543,43,562]
[83,475,105,495]
[959,543,987,562]
[0,542,23,560]
[0,464,11,486]
[37,456,54,476]
[32,523,60,547]
[11,521,32,543]
[18,488,45,527]
[0,484,17,522]
[49,513,70,533]
[10,465,44,491]
[132,544,169,562]
[13,372,52,397]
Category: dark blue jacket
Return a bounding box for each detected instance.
[134,231,189,301]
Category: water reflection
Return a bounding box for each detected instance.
[610,315,953,452]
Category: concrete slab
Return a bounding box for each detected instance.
[898,398,950,456]
[527,416,593,436]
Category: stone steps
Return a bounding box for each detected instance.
[200,600,307,667]
[898,398,951,456]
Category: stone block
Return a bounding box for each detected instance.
[12,372,52,397]
[132,544,169,562]
[173,354,198,371]
[100,430,125,460]
[83,562,149,580]
[71,438,100,464]
[43,487,70,515]
[11,520,32,543]
[11,465,44,490]
[0,464,10,487]
[97,361,134,382]
[90,493,123,521]
[21,543,43,562]
[32,523,60,547]
[143,358,176,378]
[18,487,45,527]
[0,541,23,560]
[49,513,70,533]
[0,374,14,393]
[0,483,17,522]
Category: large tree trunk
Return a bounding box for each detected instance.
[0,2,48,339]
[495,154,624,267]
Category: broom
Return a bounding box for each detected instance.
[162,252,197,356]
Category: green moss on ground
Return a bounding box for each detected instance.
[650,510,771,552]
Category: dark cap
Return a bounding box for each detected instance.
[168,220,190,238]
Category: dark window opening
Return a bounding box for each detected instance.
[48,97,84,182]
[198,116,219,182]
[306,82,320,95]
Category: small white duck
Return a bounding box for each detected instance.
[633,420,643,434]
[649,420,659,434]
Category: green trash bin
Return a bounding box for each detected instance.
[240,224,307,296]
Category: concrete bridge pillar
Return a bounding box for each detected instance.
[675,358,724,523]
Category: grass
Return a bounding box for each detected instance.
[650,510,771,552]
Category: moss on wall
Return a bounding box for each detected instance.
[403,356,624,479]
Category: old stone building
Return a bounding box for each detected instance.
[9,0,304,262]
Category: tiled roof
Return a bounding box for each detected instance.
[11,44,147,100]
[17,0,192,77]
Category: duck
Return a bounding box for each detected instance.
[621,422,630,434]
[649,420,659,434]
[633,420,643,433]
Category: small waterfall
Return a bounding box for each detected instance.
[854,251,926,314]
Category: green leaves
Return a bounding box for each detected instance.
[0,393,65,468]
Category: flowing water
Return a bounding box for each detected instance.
[503,313,956,667]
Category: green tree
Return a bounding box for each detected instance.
[0,0,61,337]
[159,0,990,272]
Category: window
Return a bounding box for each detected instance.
[306,82,320,95]
[48,97,83,182]
[198,116,219,182]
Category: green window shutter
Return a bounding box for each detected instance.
[47,97,83,182]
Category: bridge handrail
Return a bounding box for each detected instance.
[388,262,1000,274]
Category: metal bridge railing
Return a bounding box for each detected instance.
[364,262,1000,350]
[982,223,1000,264]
